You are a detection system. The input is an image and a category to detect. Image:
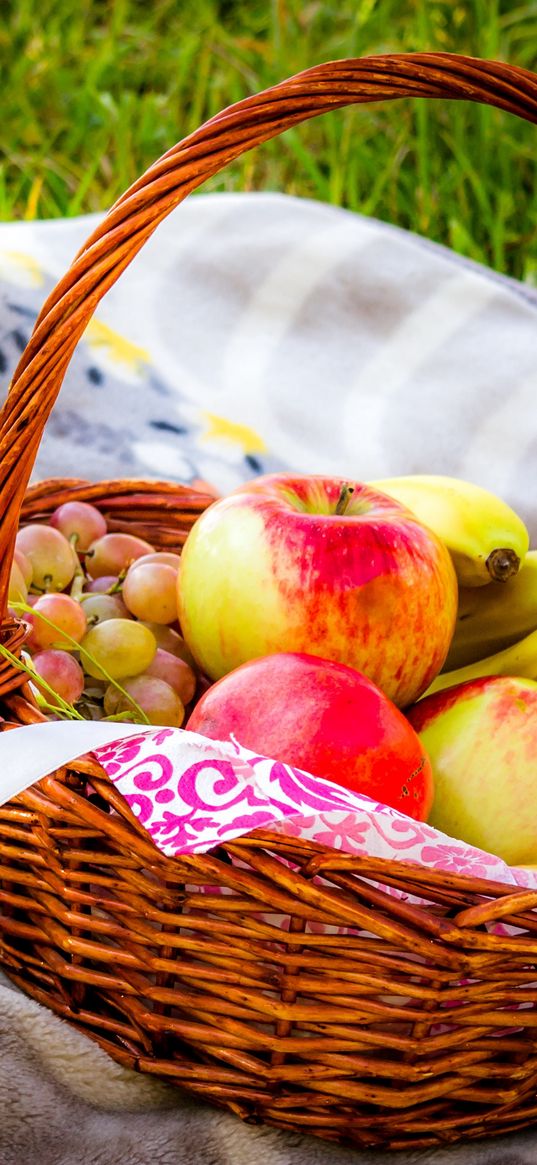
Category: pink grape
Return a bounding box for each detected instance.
[103,675,185,727]
[140,623,197,668]
[84,575,119,593]
[122,563,178,624]
[81,593,131,626]
[129,552,181,572]
[16,525,77,592]
[50,501,107,551]
[27,593,88,651]
[32,650,85,705]
[14,549,33,588]
[145,649,196,704]
[85,533,155,579]
[81,618,157,680]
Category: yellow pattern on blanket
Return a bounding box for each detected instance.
[201,411,267,453]
[0,250,44,288]
[85,318,150,376]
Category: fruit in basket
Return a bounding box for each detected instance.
[407,676,537,865]
[423,625,537,696]
[85,532,155,578]
[11,503,199,727]
[145,648,197,703]
[178,472,458,706]
[26,592,87,651]
[8,560,28,604]
[129,552,182,572]
[50,501,107,550]
[16,524,77,592]
[122,561,179,624]
[80,593,131,625]
[368,474,529,586]
[103,675,185,727]
[32,649,85,706]
[85,575,120,593]
[443,550,537,671]
[140,622,197,668]
[14,549,33,588]
[187,651,433,819]
[80,617,157,681]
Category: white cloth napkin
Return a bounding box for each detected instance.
[1,192,537,1164]
[0,720,146,803]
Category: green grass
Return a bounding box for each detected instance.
[1,0,537,280]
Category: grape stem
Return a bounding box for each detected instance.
[69,554,86,602]
[10,599,151,726]
[108,569,127,594]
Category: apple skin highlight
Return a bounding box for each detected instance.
[187,651,434,820]
[178,473,458,707]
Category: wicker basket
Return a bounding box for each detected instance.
[2,53,537,1152]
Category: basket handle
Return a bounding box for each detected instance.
[1,51,537,614]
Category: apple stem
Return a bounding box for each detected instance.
[335,483,355,515]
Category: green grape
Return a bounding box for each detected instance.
[104,675,185,727]
[85,533,155,579]
[122,563,178,625]
[81,619,157,680]
[16,524,77,592]
[50,501,107,551]
[27,592,87,651]
[145,649,196,704]
[32,649,85,706]
[80,593,131,626]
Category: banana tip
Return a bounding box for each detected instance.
[486,548,521,582]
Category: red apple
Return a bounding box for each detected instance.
[407,676,537,864]
[187,651,433,820]
[178,473,457,706]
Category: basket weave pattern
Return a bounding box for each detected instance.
[1,54,537,1150]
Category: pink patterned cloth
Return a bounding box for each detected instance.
[93,727,537,892]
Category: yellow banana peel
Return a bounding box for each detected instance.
[444,549,537,670]
[370,473,529,587]
[423,625,537,697]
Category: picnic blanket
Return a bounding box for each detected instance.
[1,191,537,1165]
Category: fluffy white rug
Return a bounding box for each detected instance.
[2,972,537,1165]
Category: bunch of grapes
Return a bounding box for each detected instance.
[8,501,200,728]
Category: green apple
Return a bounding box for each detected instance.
[407,676,537,866]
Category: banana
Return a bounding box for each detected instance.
[423,625,537,697]
[369,474,529,587]
[443,549,537,671]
